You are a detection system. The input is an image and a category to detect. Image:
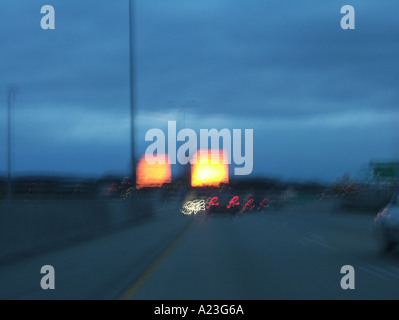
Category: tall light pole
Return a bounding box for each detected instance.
[129,0,136,187]
[7,86,17,201]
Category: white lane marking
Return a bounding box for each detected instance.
[388,266,399,274]
[366,264,399,280]
[299,233,338,251]
[358,266,387,280]
[296,240,308,246]
[359,264,399,281]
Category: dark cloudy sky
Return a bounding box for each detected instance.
[0,0,398,182]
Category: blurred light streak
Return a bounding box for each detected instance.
[181,199,206,215]
[374,208,390,222]
[241,198,255,212]
[257,198,270,210]
[227,196,240,209]
[206,196,219,210]
[105,182,118,196]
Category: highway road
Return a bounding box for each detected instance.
[1,200,399,300]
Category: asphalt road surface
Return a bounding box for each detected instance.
[1,200,399,300]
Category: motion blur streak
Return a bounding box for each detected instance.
[374,208,390,222]
[182,199,206,215]
[191,150,229,187]
[136,154,171,189]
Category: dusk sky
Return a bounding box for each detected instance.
[0,0,398,183]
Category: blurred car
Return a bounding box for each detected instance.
[206,192,241,217]
[374,190,399,252]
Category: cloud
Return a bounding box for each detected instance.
[136,0,399,118]
[0,0,398,180]
[1,0,398,118]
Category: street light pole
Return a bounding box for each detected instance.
[7,87,17,201]
[129,0,136,188]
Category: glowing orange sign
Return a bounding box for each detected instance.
[191,150,229,187]
[136,154,171,189]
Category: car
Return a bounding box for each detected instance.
[374,190,399,252]
[206,192,241,217]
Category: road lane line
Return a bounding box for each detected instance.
[367,265,399,280]
[388,266,399,276]
[301,235,337,251]
[119,218,196,300]
[296,240,308,246]
[358,266,387,280]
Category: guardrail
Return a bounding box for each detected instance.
[0,198,154,263]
